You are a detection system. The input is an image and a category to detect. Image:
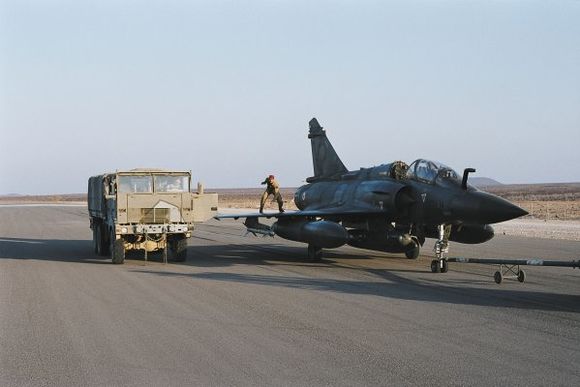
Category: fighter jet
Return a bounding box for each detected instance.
[217,118,528,272]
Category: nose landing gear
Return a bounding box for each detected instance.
[431,224,451,273]
[430,258,449,273]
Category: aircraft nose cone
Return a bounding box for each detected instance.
[480,193,528,223]
[451,192,528,224]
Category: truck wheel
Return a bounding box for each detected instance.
[170,237,188,262]
[96,224,109,256]
[93,227,99,254]
[110,233,125,264]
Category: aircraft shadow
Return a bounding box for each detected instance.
[182,240,416,269]
[134,268,580,314]
[2,237,578,313]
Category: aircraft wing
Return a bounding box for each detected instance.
[215,208,387,220]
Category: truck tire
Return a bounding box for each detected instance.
[170,237,188,262]
[93,226,99,254]
[96,224,109,256]
[110,233,125,264]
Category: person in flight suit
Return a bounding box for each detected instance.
[260,175,284,213]
[390,160,409,180]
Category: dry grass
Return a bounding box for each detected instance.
[481,183,580,201]
[509,200,580,220]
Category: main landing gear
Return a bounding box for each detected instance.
[431,224,450,274]
[405,239,420,259]
[308,244,323,261]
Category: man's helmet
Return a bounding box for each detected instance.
[268,175,275,179]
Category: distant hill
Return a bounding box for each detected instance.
[469,177,503,187]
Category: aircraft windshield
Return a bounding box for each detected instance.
[408,159,460,184]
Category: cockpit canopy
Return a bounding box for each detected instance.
[407,159,461,185]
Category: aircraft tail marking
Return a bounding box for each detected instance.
[307,118,348,182]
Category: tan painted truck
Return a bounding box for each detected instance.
[88,169,218,264]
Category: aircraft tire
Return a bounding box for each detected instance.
[517,269,526,283]
[308,245,323,261]
[441,260,449,273]
[430,260,441,273]
[494,271,503,284]
[405,242,420,259]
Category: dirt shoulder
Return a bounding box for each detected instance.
[493,218,580,242]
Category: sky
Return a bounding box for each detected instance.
[1,0,579,194]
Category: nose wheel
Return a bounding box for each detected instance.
[432,224,451,274]
[430,258,448,273]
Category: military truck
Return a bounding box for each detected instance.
[88,169,218,264]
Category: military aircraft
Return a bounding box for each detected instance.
[217,118,528,273]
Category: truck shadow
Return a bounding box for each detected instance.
[0,237,112,264]
[0,237,191,265]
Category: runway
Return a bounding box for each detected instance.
[1,206,579,386]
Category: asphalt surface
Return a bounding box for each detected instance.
[1,205,579,386]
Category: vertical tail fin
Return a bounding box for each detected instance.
[307,118,348,182]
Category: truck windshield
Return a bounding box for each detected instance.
[118,175,153,193]
[154,175,190,193]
